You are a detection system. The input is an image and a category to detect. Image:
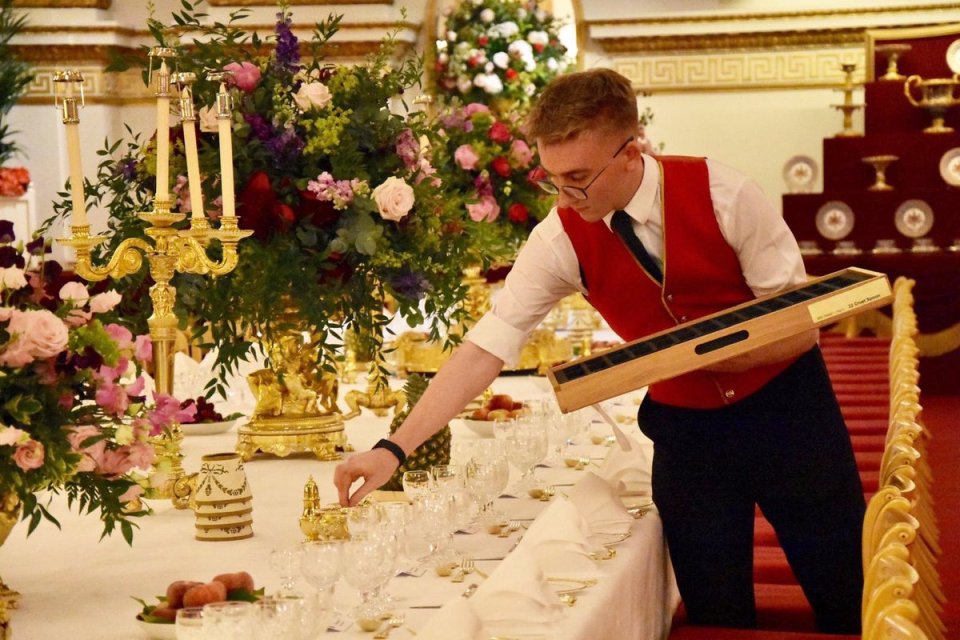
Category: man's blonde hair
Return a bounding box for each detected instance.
[525,68,638,144]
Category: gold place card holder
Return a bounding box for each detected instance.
[548,268,892,413]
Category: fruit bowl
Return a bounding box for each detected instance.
[182,418,239,436]
[459,417,496,438]
[135,617,176,640]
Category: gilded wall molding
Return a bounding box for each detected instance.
[587,3,960,27]
[598,29,869,55]
[208,0,391,4]
[12,0,110,7]
[613,49,867,94]
[20,65,152,105]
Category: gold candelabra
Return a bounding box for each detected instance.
[54,54,251,509]
[832,63,864,137]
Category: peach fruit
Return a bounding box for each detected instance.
[182,581,228,608]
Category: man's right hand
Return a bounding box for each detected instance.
[333,449,400,507]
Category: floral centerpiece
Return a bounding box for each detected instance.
[0,0,33,196]
[433,102,551,260]
[435,0,570,115]
[52,3,474,385]
[0,221,194,543]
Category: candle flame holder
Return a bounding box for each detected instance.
[54,65,252,509]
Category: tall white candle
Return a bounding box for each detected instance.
[217,83,235,219]
[182,119,204,218]
[65,122,87,228]
[155,61,171,203]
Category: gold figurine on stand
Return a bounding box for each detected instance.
[55,51,251,509]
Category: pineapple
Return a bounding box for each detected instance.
[381,374,451,491]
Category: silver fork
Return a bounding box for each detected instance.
[461,557,488,579]
[497,520,522,538]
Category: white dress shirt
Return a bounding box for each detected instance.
[465,154,807,367]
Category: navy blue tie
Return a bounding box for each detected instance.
[611,210,662,283]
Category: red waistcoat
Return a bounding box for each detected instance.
[558,156,796,408]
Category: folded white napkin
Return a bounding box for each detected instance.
[516,497,602,580]
[472,547,564,635]
[596,434,652,496]
[417,598,489,640]
[567,471,634,536]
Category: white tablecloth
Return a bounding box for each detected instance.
[1,376,679,639]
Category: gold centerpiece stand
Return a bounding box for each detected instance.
[862,154,898,191]
[904,74,960,133]
[875,43,912,81]
[237,318,348,461]
[54,57,252,508]
[832,63,864,138]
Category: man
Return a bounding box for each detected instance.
[334,68,864,633]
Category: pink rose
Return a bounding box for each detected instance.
[68,425,102,451]
[58,281,90,305]
[0,267,27,290]
[97,448,131,476]
[119,484,145,504]
[0,337,34,367]
[104,323,133,350]
[372,177,415,222]
[89,290,122,314]
[466,195,501,222]
[75,454,96,473]
[13,439,44,471]
[13,309,68,359]
[0,306,12,322]
[454,144,480,170]
[126,442,156,470]
[224,61,261,93]
[510,139,534,167]
[64,308,92,327]
[464,103,490,117]
[0,426,28,447]
[134,334,153,363]
[293,82,332,111]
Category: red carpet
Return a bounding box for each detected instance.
[669,335,959,639]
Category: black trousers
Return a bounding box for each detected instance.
[637,346,865,633]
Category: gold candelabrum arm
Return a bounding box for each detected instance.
[57,225,152,282]
[173,230,251,276]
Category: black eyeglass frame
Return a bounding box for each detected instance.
[536,136,634,201]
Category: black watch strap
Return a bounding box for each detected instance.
[373,438,406,465]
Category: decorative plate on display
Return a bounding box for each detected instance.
[894,200,935,239]
[782,155,818,193]
[947,39,960,74]
[939,147,960,186]
[815,201,855,240]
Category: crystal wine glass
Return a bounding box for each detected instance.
[402,469,432,502]
[270,545,302,596]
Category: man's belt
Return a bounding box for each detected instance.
[548,267,892,412]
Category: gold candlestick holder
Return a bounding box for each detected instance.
[54,65,252,509]
[875,43,911,81]
[862,154,898,191]
[832,63,864,137]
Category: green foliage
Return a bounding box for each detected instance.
[0,0,34,165]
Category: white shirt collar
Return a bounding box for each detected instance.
[601,153,660,230]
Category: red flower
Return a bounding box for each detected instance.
[508,203,529,224]
[237,171,297,240]
[488,121,512,144]
[478,35,489,46]
[491,156,511,178]
[533,43,545,53]
[527,166,548,184]
[505,68,518,81]
[468,55,480,68]
[299,189,339,228]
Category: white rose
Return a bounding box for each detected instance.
[480,8,495,23]
[517,8,528,19]
[509,40,533,59]
[547,58,559,72]
[484,62,494,73]
[525,82,537,96]
[294,82,332,112]
[89,290,122,314]
[457,76,474,93]
[536,9,547,21]
[198,105,219,133]
[525,58,537,72]
[492,51,510,69]
[438,52,449,64]
[527,30,549,46]
[482,73,504,95]
[59,281,90,305]
[446,30,458,42]
[494,21,519,39]
[372,177,415,222]
[437,40,447,52]
[0,267,27,290]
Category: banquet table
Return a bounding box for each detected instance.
[1,374,679,640]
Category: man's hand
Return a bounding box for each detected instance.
[333,449,399,507]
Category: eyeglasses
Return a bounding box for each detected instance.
[537,136,634,201]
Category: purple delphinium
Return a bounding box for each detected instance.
[245,113,273,142]
[118,158,138,181]
[274,12,301,71]
[390,270,433,301]
[265,127,305,174]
